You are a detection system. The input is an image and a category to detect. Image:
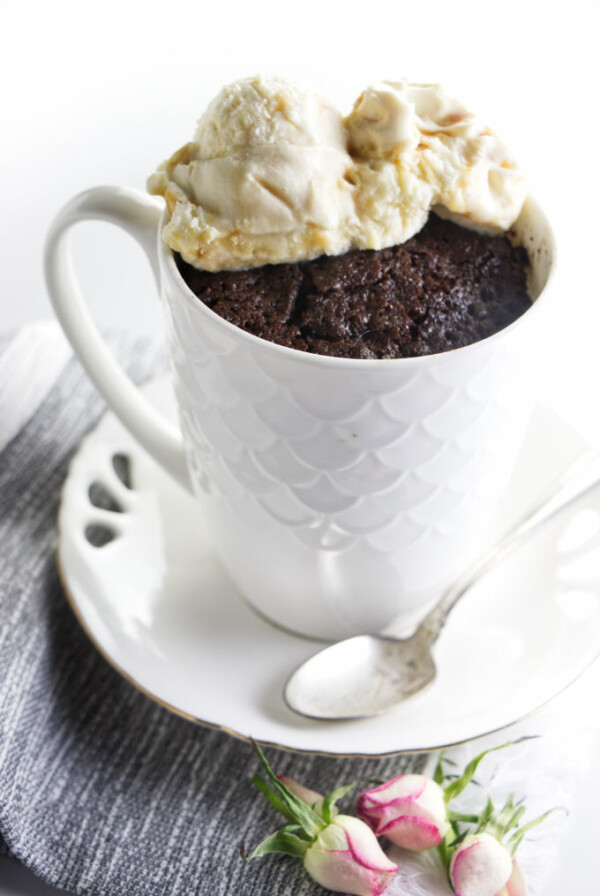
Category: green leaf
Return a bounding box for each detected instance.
[505,807,564,856]
[503,803,526,835]
[479,794,529,841]
[474,796,495,832]
[437,839,450,875]
[446,829,468,850]
[437,821,468,878]
[443,737,536,803]
[242,825,310,861]
[433,753,445,786]
[252,775,296,824]
[251,740,325,839]
[447,811,480,824]
[434,753,459,787]
[321,783,358,823]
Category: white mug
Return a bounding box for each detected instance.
[45,187,555,640]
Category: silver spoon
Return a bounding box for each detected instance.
[284,452,600,721]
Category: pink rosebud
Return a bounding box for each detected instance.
[357,774,449,850]
[449,833,513,896]
[303,814,398,896]
[277,775,324,813]
[497,859,528,896]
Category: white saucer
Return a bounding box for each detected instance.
[58,376,600,756]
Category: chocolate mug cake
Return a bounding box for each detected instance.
[175,216,529,359]
[46,75,553,639]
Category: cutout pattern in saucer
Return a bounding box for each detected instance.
[82,452,134,548]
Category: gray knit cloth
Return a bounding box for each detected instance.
[0,335,424,895]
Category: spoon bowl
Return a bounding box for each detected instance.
[284,632,437,720]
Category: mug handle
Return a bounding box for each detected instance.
[44,185,191,492]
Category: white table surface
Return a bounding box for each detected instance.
[2,0,599,893]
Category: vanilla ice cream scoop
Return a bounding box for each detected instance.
[193,75,348,156]
[148,75,359,270]
[148,75,527,270]
[347,81,527,237]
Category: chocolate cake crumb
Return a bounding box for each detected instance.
[176,215,531,359]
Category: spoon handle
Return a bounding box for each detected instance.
[416,450,600,644]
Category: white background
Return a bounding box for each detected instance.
[1,0,600,893]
